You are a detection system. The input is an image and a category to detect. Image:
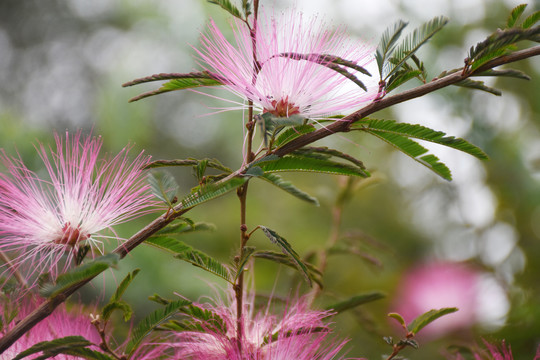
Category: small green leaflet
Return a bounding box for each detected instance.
[258,226,312,287]
[252,155,369,177]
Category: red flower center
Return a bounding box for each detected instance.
[54,223,89,247]
[264,97,300,117]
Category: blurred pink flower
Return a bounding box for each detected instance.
[173,289,350,360]
[1,298,101,359]
[196,8,375,119]
[0,131,156,285]
[392,262,481,338]
[447,339,540,360]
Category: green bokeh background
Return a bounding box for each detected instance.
[0,0,539,358]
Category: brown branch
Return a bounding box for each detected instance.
[273,45,540,157]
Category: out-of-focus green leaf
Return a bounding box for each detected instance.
[207,0,243,18]
[507,4,527,28]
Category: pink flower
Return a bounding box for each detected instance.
[0,131,156,285]
[392,262,481,339]
[1,298,101,359]
[447,339,540,360]
[173,289,350,359]
[196,8,375,119]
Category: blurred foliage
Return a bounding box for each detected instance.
[0,0,539,358]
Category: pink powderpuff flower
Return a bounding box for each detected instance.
[1,298,101,360]
[0,131,156,286]
[173,288,351,360]
[391,262,481,339]
[196,8,376,119]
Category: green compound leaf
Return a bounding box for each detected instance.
[40,254,119,298]
[253,155,369,178]
[126,300,192,356]
[274,124,316,148]
[353,119,488,160]
[151,220,216,238]
[475,68,531,80]
[259,227,313,287]
[454,78,502,96]
[376,20,409,79]
[147,171,179,208]
[180,304,228,333]
[385,16,448,80]
[386,69,423,92]
[468,26,540,71]
[207,0,243,19]
[507,4,527,28]
[123,72,222,102]
[260,173,319,206]
[175,248,233,283]
[13,336,96,360]
[179,176,247,210]
[407,307,458,334]
[252,250,322,287]
[146,236,232,283]
[145,158,232,174]
[325,292,386,315]
[292,147,366,169]
[145,236,192,254]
